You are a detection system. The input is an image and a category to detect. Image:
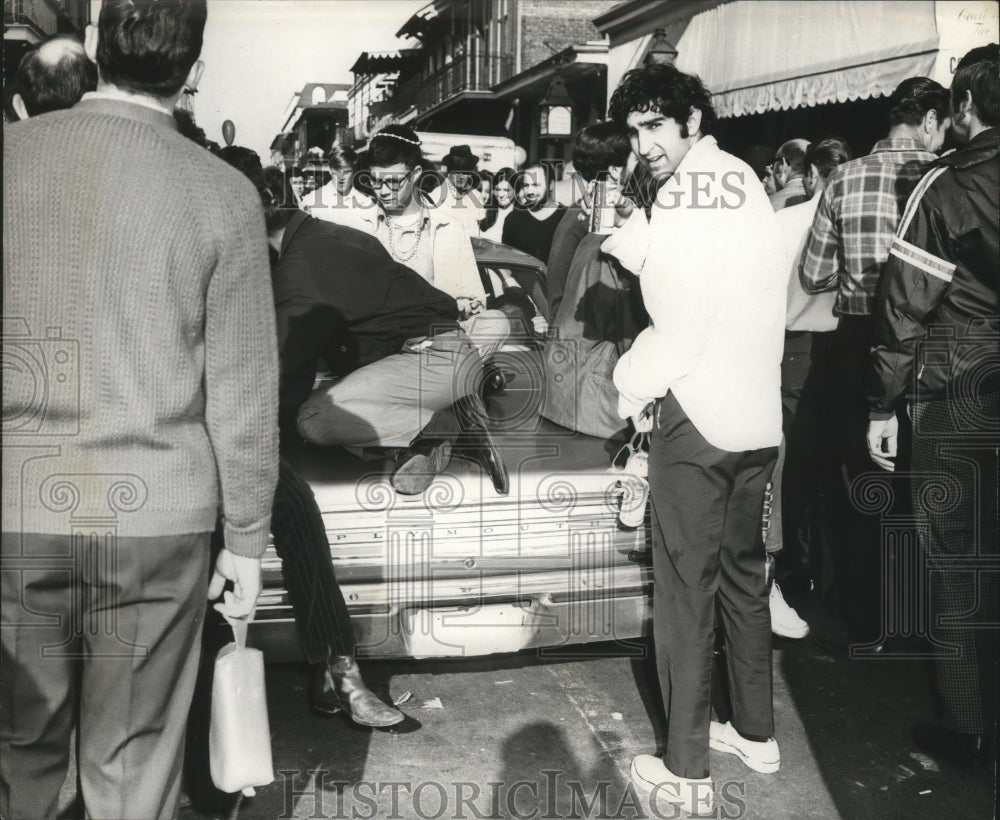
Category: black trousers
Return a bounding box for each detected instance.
[911,395,999,735]
[1,532,209,820]
[648,393,777,779]
[828,316,890,639]
[271,456,355,663]
[779,330,838,581]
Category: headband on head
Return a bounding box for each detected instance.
[373,131,421,147]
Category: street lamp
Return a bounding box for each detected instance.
[643,28,678,66]
[539,73,573,139]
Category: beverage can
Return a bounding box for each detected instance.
[589,179,614,235]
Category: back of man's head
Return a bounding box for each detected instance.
[887,76,950,128]
[609,63,717,137]
[16,35,96,117]
[96,0,207,99]
[775,139,810,179]
[805,137,853,181]
[952,55,999,128]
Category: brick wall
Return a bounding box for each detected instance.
[518,0,620,70]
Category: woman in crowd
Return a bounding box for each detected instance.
[480,167,516,242]
[540,122,648,440]
[502,161,566,265]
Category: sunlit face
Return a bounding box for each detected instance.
[333,168,353,196]
[450,171,475,195]
[520,166,548,207]
[494,180,514,208]
[626,110,694,178]
[290,175,305,198]
[369,162,419,214]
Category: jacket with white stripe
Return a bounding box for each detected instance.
[868,128,999,419]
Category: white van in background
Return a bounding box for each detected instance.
[414,131,522,173]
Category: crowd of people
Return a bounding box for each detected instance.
[2,1,997,817]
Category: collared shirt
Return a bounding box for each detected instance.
[800,138,936,316]
[80,89,173,115]
[769,176,808,211]
[350,194,486,304]
[602,135,785,452]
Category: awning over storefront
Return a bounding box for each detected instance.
[675,0,941,118]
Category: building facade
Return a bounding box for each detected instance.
[348,0,620,164]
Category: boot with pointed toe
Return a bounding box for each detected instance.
[309,658,405,728]
[452,396,509,495]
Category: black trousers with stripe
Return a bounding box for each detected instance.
[271,456,355,663]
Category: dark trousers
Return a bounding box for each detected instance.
[648,393,776,779]
[271,456,355,663]
[771,330,838,582]
[828,316,887,639]
[912,395,999,735]
[1,531,209,820]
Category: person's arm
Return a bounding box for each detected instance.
[799,181,841,294]
[867,176,954,468]
[204,181,279,567]
[600,207,650,278]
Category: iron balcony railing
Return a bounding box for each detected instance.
[393,53,515,116]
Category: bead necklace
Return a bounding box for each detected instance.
[383,212,426,263]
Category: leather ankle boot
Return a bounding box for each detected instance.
[309,657,405,728]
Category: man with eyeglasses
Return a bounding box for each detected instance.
[768,139,811,211]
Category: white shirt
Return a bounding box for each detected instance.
[776,194,839,332]
[603,135,785,452]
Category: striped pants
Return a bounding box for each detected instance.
[271,456,355,662]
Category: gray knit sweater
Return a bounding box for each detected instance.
[2,97,279,558]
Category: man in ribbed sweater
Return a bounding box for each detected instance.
[1,2,278,818]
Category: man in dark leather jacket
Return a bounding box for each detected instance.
[867,53,999,763]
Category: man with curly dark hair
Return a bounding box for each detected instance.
[600,63,786,813]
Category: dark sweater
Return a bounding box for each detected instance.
[274,212,459,435]
[2,97,279,556]
[501,204,567,265]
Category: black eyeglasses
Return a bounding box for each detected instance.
[365,169,414,191]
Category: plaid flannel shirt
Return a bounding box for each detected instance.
[799,138,936,316]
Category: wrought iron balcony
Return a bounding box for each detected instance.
[393,53,515,116]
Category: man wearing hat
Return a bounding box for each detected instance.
[440,143,486,236]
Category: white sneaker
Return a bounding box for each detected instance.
[709,721,780,773]
[770,582,809,638]
[630,754,714,816]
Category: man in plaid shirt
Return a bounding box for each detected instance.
[799,76,950,646]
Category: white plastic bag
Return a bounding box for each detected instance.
[209,615,274,796]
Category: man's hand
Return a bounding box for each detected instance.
[631,403,654,434]
[208,548,262,619]
[867,415,899,471]
[579,179,635,227]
